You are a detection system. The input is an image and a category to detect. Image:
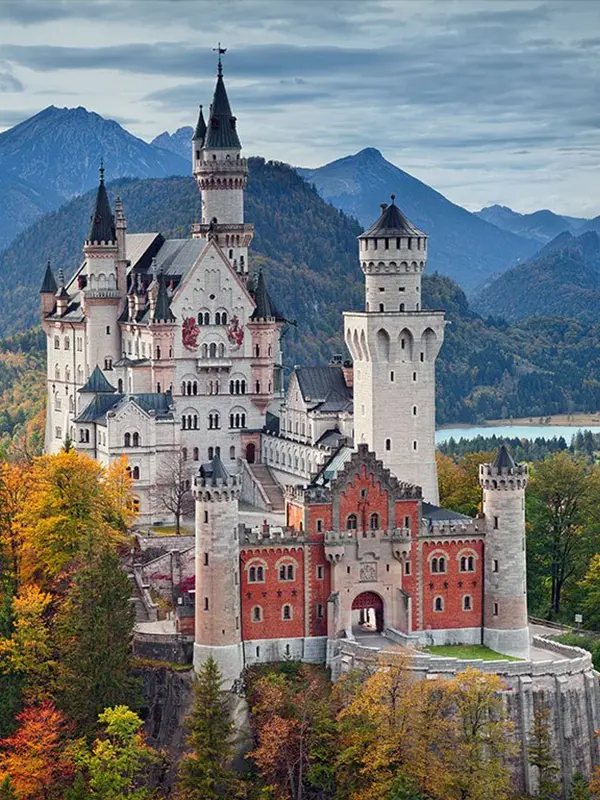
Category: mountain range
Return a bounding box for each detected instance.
[473,230,600,322]
[475,204,591,244]
[2,160,600,424]
[0,106,189,250]
[299,148,539,291]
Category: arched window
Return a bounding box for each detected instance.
[221,311,227,325]
[208,447,214,460]
[193,447,199,461]
[124,433,131,447]
[438,556,446,573]
[193,381,198,395]
[257,565,264,581]
[209,343,217,358]
[431,557,438,573]
[282,604,292,621]
[55,364,60,381]
[77,366,84,384]
[434,597,444,612]
[369,513,380,530]
[249,566,256,582]
[118,378,123,393]
[463,595,472,611]
[132,432,140,447]
[252,606,263,622]
[193,415,198,430]
[385,438,391,451]
[202,344,208,359]
[182,447,188,461]
[132,466,140,480]
[230,445,235,460]
[346,514,357,530]
[255,344,260,357]
[215,312,221,325]
[218,343,225,358]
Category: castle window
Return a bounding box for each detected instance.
[204,553,209,566]
[193,447,199,461]
[156,346,161,360]
[215,312,221,325]
[460,555,475,572]
[400,303,405,312]
[256,380,261,394]
[401,338,405,350]
[412,405,417,416]
[54,336,60,349]
[118,378,123,392]
[203,510,209,524]
[204,597,209,611]
[412,372,417,382]
[431,555,446,574]
[407,238,412,250]
[209,343,217,358]
[132,466,140,480]
[208,447,214,460]
[369,512,380,530]
[316,565,324,579]
[385,438,391,451]
[124,433,131,447]
[390,371,394,382]
[282,604,292,621]
[316,519,323,533]
[385,238,389,250]
[104,357,112,371]
[255,646,260,657]
[55,364,61,381]
[493,602,499,616]
[399,286,405,292]
[248,564,265,583]
[132,432,140,447]
[434,596,443,612]
[208,412,220,430]
[404,561,411,575]
[413,440,418,451]
[420,352,424,362]
[230,445,235,460]
[106,326,111,335]
[463,595,472,611]
[494,516,499,529]
[493,559,499,573]
[131,498,140,513]
[404,515,411,529]
[279,564,295,581]
[252,606,263,622]
[379,303,384,312]
[379,287,385,292]
[64,337,70,350]
[346,514,358,531]
[316,604,324,619]
[182,447,188,461]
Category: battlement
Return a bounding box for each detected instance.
[421,518,482,538]
[240,523,304,546]
[324,527,411,544]
[479,462,528,490]
[193,469,241,501]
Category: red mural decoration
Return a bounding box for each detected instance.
[226,314,244,349]
[182,317,200,351]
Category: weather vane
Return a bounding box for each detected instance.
[213,42,227,76]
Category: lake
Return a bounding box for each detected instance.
[436,424,600,445]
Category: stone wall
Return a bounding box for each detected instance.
[332,635,600,798]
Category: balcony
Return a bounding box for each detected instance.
[196,357,233,371]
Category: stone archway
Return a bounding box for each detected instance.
[246,442,256,463]
[352,591,384,633]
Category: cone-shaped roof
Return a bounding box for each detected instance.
[492,444,516,472]
[193,105,206,143]
[87,162,116,244]
[203,66,241,149]
[200,453,230,485]
[250,270,284,321]
[359,195,425,239]
[40,261,57,294]
[78,365,117,394]
[152,270,175,323]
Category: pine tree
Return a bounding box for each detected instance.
[528,705,560,799]
[570,771,591,800]
[55,539,138,737]
[0,777,17,800]
[176,657,240,800]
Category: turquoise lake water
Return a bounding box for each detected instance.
[436,424,600,444]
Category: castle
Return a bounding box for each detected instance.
[42,54,530,681]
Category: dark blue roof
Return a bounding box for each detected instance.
[203,71,241,150]
[75,393,123,423]
[40,261,57,294]
[87,167,116,244]
[360,197,425,239]
[78,366,116,394]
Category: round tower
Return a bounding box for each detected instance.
[193,455,243,687]
[479,445,529,659]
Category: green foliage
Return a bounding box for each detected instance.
[528,705,560,799]
[553,633,600,670]
[570,771,591,799]
[389,774,422,800]
[0,776,17,800]
[176,657,240,800]
[55,541,139,737]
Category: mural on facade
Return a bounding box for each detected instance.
[182,317,200,351]
[226,315,244,348]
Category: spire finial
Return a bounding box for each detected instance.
[57,268,64,286]
[99,158,105,184]
[390,194,395,205]
[213,43,227,77]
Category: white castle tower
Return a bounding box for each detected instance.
[193,455,243,687]
[344,197,445,503]
[191,48,253,281]
[479,446,530,659]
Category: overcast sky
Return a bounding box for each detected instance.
[0,0,598,216]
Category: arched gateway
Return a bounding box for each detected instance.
[352,591,384,632]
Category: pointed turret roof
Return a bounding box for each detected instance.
[87,161,116,244]
[203,62,241,150]
[78,365,117,394]
[359,195,425,239]
[40,261,57,294]
[200,453,230,486]
[492,444,516,472]
[250,270,284,321]
[193,105,206,143]
[55,268,69,299]
[152,270,175,323]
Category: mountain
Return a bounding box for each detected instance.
[151,126,194,162]
[475,204,589,244]
[579,216,600,236]
[472,231,600,322]
[0,106,189,250]
[4,160,600,424]
[298,148,538,291]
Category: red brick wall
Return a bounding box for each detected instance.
[240,546,305,640]
[307,543,330,637]
[395,499,420,536]
[421,539,484,631]
[307,503,332,539]
[286,501,304,531]
[338,464,390,531]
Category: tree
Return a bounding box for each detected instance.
[76,705,160,799]
[176,656,241,800]
[528,704,560,799]
[104,455,137,532]
[570,772,591,799]
[0,700,76,800]
[0,584,54,704]
[0,462,31,587]
[151,450,194,534]
[579,554,600,629]
[55,540,138,737]
[0,777,17,800]
[436,452,491,518]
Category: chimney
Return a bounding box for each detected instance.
[380,203,388,213]
[342,359,353,388]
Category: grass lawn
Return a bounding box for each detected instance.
[423,644,522,661]
[149,525,193,536]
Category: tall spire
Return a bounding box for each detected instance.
[40,260,57,294]
[87,160,116,245]
[152,269,175,323]
[204,45,241,150]
[193,105,206,143]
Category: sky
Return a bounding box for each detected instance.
[0,0,599,216]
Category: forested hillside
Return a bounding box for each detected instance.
[2,162,600,425]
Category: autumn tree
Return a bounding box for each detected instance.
[176,656,241,800]
[436,451,492,518]
[528,704,560,799]
[0,777,16,800]
[18,450,127,586]
[55,539,138,737]
[0,700,76,800]
[0,462,31,588]
[151,450,194,534]
[76,705,160,799]
[104,455,137,532]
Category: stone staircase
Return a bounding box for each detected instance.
[248,463,285,512]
